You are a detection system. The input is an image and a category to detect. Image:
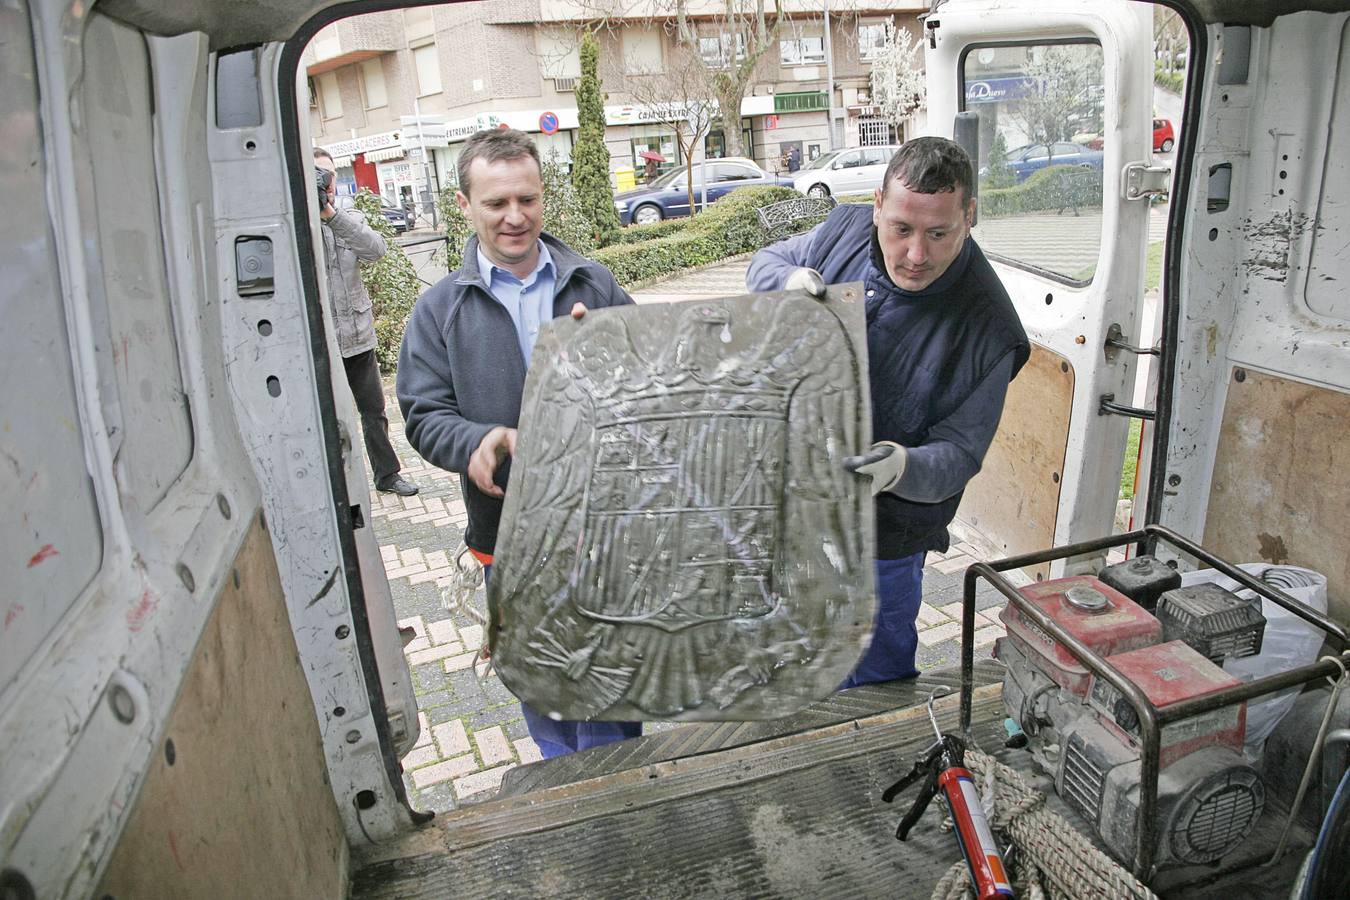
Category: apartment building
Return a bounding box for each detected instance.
[304,1,927,213]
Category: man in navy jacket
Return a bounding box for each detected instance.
[747,137,1029,686]
[397,129,638,757]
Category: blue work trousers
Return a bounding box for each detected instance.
[484,565,641,759]
[840,554,925,688]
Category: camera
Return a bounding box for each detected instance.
[315,166,333,211]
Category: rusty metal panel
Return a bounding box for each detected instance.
[490,286,874,721]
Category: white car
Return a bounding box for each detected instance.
[792,144,902,199]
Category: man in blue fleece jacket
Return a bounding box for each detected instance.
[397,129,639,757]
[746,137,1029,686]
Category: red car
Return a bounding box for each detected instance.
[1153,117,1175,152]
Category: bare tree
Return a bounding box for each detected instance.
[571,1,781,159]
[1010,44,1102,155]
[1153,7,1187,75]
[671,1,777,158]
[626,49,720,216]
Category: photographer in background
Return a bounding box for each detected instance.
[314,147,419,497]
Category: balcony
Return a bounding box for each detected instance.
[304,13,404,76]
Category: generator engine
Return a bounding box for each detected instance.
[993,568,1268,868]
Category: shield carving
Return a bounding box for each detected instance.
[489,286,874,721]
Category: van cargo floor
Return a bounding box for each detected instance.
[351,664,1309,899]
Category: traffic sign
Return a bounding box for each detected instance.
[539,111,560,135]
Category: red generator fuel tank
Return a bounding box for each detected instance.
[1089,639,1247,766]
[1000,576,1161,696]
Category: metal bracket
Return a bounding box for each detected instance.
[1099,393,1156,420]
[1104,323,1161,362]
[1122,162,1172,200]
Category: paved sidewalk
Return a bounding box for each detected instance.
[373,258,1012,815]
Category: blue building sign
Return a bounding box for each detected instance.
[964,76,1039,104]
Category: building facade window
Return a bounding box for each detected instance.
[699,33,745,67]
[317,71,343,119]
[360,58,388,109]
[622,26,663,74]
[780,34,825,66]
[413,43,442,96]
[538,28,582,79]
[858,20,890,61]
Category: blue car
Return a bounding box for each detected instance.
[614,157,794,226]
[1002,141,1104,183]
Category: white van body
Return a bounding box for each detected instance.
[2,0,1345,896]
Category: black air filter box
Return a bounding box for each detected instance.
[1156,582,1266,663]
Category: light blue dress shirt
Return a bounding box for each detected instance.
[476,241,557,367]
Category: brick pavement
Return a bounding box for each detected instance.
[371,261,1020,815]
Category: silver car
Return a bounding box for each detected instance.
[792,144,902,199]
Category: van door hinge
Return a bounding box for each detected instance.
[1122,162,1172,201]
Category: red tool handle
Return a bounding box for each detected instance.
[936,766,1015,899]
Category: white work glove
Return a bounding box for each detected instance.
[784,267,826,299]
[843,441,908,495]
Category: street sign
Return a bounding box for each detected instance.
[766,114,779,130]
[539,111,560,135]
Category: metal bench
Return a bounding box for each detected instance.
[756,195,837,241]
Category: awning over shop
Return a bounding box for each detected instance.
[364,146,405,163]
[330,155,355,168]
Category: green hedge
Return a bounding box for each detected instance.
[1154,63,1184,94]
[980,164,1104,218]
[596,186,804,287]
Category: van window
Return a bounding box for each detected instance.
[963,42,1107,283]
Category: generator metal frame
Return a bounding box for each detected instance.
[957,523,1350,879]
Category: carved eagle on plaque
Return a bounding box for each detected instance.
[488,286,874,721]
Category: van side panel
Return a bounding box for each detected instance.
[1202,370,1350,623]
[959,343,1075,580]
[95,513,348,899]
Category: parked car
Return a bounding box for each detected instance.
[1000,141,1105,182]
[1153,117,1175,152]
[334,192,409,233]
[791,144,902,199]
[613,158,794,225]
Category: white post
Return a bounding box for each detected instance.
[824,0,838,150]
[413,97,436,228]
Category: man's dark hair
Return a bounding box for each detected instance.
[457,128,540,198]
[881,137,975,207]
[314,146,334,164]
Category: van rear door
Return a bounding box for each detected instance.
[923,0,1157,578]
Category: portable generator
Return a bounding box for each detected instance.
[993,563,1268,868]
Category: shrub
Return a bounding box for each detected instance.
[352,189,419,372]
[980,164,1104,218]
[540,150,595,255]
[1154,62,1184,94]
[572,32,622,247]
[595,185,801,287]
[434,185,473,271]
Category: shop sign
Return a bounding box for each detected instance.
[323,130,401,158]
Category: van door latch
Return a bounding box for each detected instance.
[1122,163,1172,201]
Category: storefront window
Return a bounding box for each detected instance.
[629,126,681,182]
[704,118,754,161]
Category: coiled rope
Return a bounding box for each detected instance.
[929,750,1158,900]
